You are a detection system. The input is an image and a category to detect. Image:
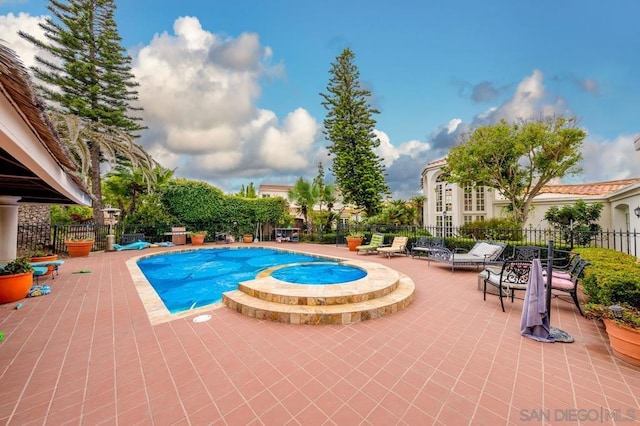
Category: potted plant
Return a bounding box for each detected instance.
[25,244,57,276]
[0,257,34,304]
[189,231,207,246]
[237,224,253,243]
[580,248,640,366]
[346,230,364,252]
[65,238,94,257]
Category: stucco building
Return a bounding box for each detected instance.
[421,159,640,235]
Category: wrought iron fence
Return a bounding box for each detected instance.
[16,222,639,258]
[336,224,639,257]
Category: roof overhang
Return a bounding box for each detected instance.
[0,43,91,206]
[0,95,91,205]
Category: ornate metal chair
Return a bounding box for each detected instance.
[483,260,532,312]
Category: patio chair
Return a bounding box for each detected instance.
[483,259,532,312]
[377,236,409,258]
[543,257,590,316]
[355,233,385,255]
[427,241,507,272]
[510,245,542,262]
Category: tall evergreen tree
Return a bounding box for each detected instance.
[236,182,257,198]
[20,0,145,223]
[320,47,389,217]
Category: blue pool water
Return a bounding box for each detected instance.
[271,263,366,284]
[136,248,365,314]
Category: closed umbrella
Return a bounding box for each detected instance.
[521,240,574,343]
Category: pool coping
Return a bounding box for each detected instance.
[126,245,402,325]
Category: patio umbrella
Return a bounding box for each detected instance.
[520,240,574,343]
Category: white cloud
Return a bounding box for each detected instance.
[490,69,568,123]
[129,16,320,183]
[374,130,430,168]
[0,12,51,69]
[580,134,640,182]
[374,130,399,167]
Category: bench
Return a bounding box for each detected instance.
[215,232,233,243]
[30,260,65,281]
[411,237,444,258]
[121,233,149,244]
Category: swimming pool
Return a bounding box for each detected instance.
[136,248,366,314]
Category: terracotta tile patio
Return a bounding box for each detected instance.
[1,242,638,425]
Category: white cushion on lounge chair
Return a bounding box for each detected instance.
[452,253,484,262]
[470,242,501,259]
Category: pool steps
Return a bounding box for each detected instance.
[222,259,415,324]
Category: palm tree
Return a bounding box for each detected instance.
[318,183,337,212]
[103,166,174,222]
[410,195,426,226]
[287,177,320,230]
[47,110,158,223]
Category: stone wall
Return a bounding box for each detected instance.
[18,203,51,224]
[17,204,52,254]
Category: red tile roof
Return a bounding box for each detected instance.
[539,178,640,196]
[426,158,447,167]
[258,184,293,192]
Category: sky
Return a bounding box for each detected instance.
[1,0,639,200]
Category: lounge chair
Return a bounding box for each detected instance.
[355,233,385,255]
[377,236,409,258]
[427,240,507,272]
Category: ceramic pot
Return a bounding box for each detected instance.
[0,272,33,304]
[346,237,363,252]
[190,234,206,245]
[29,254,58,276]
[604,318,640,367]
[65,241,93,257]
[243,234,254,243]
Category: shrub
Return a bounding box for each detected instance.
[576,248,640,329]
[459,217,522,241]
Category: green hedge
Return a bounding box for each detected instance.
[575,248,640,309]
[160,179,289,235]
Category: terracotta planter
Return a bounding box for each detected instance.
[65,240,94,257]
[243,234,254,243]
[346,237,363,252]
[604,318,640,367]
[190,234,206,245]
[30,254,58,276]
[0,272,33,304]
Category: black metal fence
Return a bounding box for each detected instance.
[336,224,639,257]
[16,222,271,255]
[16,222,640,258]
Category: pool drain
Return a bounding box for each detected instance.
[192,314,212,323]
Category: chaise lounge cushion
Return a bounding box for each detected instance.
[470,242,503,260]
[356,233,385,254]
[427,241,507,272]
